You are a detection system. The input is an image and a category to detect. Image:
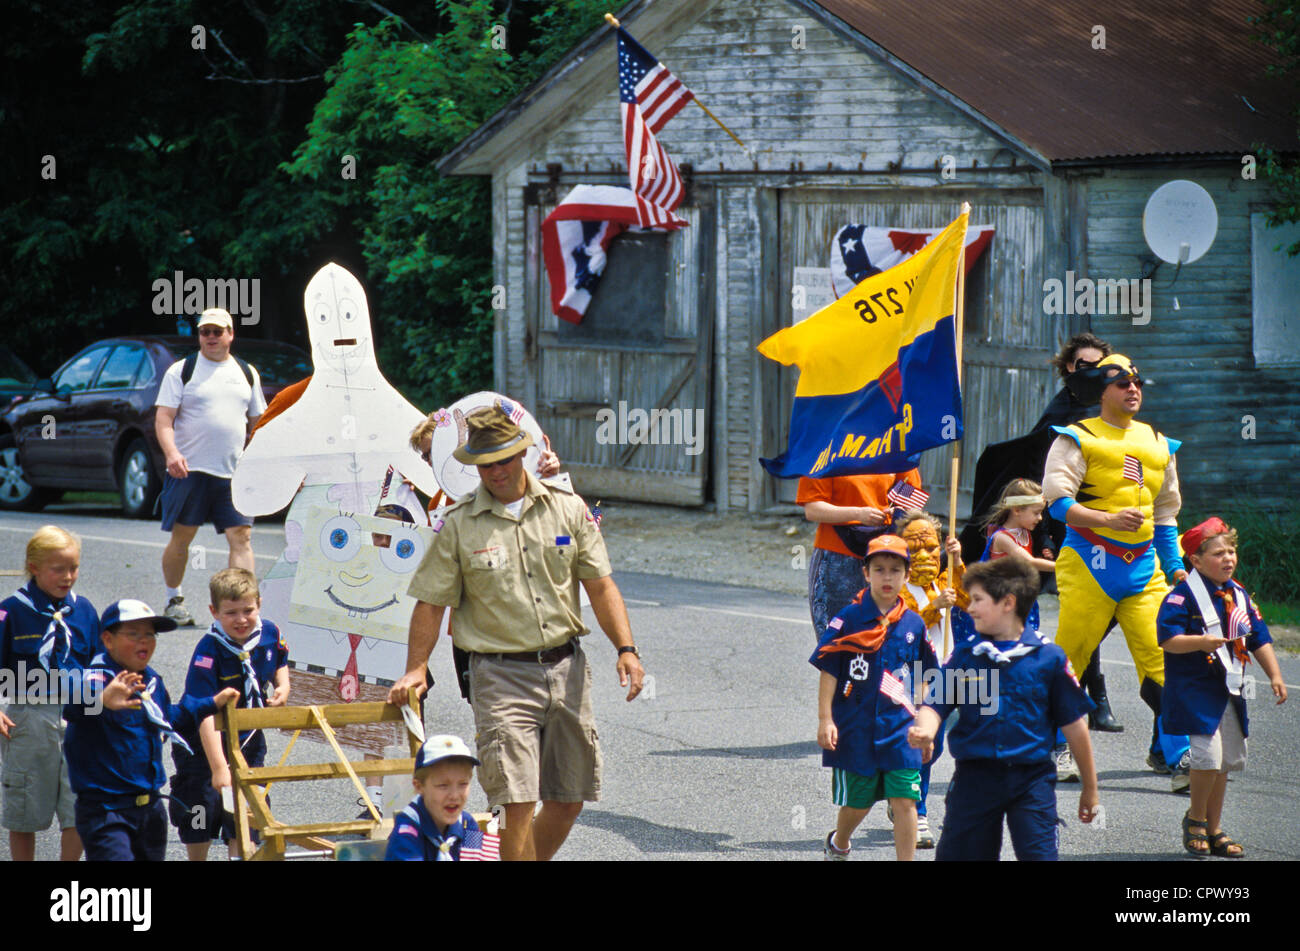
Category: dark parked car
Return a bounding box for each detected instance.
[0,335,312,516]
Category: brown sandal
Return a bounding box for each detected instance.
[1208,831,1244,858]
[1182,812,1209,857]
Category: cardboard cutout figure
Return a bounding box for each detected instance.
[233,263,442,744]
[231,262,440,515]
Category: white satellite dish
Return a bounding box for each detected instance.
[1142,180,1217,264]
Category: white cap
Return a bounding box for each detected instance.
[197,308,233,330]
[414,734,480,771]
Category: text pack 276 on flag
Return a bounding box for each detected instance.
[757,212,969,480]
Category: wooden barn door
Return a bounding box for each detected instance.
[774,188,1050,517]
[524,190,714,506]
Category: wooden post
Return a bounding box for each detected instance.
[943,201,971,660]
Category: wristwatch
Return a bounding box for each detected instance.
[617,645,640,657]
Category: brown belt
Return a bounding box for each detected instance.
[479,640,576,664]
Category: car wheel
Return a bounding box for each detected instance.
[0,436,55,511]
[119,439,160,518]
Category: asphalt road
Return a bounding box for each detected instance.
[2,504,1297,861]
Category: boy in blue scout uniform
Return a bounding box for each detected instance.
[812,534,938,862]
[909,558,1100,861]
[0,526,99,861]
[63,599,238,861]
[1157,518,1287,858]
[386,735,482,861]
[169,568,289,860]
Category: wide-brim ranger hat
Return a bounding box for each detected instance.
[414,735,481,771]
[866,534,911,565]
[452,406,534,466]
[100,599,179,633]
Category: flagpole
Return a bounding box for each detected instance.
[604,13,750,154]
[944,200,971,660]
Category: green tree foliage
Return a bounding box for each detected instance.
[2,0,608,410]
[279,0,609,408]
[1252,0,1300,254]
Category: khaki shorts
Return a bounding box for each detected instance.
[469,645,601,808]
[1189,703,1247,773]
[1,703,77,832]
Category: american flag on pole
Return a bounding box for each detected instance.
[618,27,692,224]
[460,825,500,862]
[879,668,917,716]
[1122,454,1144,486]
[886,482,930,510]
[540,27,692,324]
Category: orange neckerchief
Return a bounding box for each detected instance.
[1212,588,1251,665]
[817,593,908,657]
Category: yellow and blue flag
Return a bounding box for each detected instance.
[758,212,968,479]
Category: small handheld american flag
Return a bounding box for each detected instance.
[1122,454,1143,486]
[879,669,917,716]
[886,482,930,510]
[460,826,501,862]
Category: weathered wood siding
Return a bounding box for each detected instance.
[483,0,1056,509]
[1084,166,1298,511]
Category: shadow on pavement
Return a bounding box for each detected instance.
[647,741,821,760]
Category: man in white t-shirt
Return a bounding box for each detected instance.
[153,308,267,625]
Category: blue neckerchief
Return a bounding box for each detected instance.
[209,621,265,708]
[89,652,193,754]
[406,800,464,861]
[11,582,77,672]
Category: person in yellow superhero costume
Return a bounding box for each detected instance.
[895,511,970,848]
[1043,354,1191,789]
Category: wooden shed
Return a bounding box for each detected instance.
[438,0,1296,512]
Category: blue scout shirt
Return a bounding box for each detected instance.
[63,654,217,800]
[0,580,99,694]
[809,592,937,776]
[385,797,480,861]
[175,619,288,771]
[925,627,1094,765]
[1157,574,1271,737]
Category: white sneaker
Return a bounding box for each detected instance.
[1170,751,1191,794]
[823,831,850,861]
[1056,748,1080,783]
[916,815,935,849]
[164,596,195,626]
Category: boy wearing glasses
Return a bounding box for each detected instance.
[1043,353,1191,787]
[154,308,266,626]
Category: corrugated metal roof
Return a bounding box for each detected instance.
[813,0,1296,160]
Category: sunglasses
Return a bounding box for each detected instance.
[198,327,228,337]
[1109,377,1142,391]
[476,453,522,470]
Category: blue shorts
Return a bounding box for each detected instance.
[160,472,252,533]
[75,796,168,862]
[936,759,1059,861]
[169,742,266,844]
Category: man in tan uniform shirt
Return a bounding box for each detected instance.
[390,407,644,861]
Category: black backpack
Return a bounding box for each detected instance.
[180,351,255,388]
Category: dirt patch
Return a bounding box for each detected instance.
[596,501,814,597]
